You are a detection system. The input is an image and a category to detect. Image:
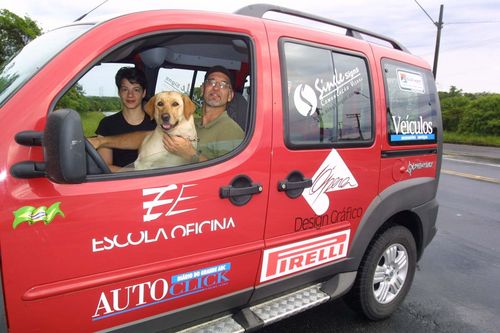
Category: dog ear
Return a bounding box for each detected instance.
[182,94,197,119]
[144,95,156,120]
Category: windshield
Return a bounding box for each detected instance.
[0,24,93,107]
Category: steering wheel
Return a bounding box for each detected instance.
[85,139,111,174]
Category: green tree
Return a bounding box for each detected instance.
[0,9,42,68]
[440,96,469,132]
[55,84,90,111]
[438,85,463,99]
[458,95,500,136]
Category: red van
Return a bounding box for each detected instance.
[0,4,441,332]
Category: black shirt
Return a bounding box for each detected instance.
[95,112,156,167]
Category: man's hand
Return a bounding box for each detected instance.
[162,134,196,161]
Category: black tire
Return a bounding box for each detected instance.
[346,225,417,320]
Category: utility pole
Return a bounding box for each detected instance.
[414,1,444,78]
[433,5,444,78]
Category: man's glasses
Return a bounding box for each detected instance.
[205,78,231,90]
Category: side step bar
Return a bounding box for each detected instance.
[177,272,356,333]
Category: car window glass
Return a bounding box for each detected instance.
[54,32,252,176]
[382,59,438,145]
[283,41,372,148]
[0,24,92,107]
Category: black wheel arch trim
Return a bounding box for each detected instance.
[347,177,439,269]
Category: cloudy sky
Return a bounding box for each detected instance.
[2,0,500,93]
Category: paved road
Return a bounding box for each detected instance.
[261,145,500,333]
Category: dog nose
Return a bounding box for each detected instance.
[162,114,170,123]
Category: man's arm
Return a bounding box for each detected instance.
[162,134,207,163]
[88,131,151,150]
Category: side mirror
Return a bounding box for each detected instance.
[43,109,87,183]
[11,109,110,183]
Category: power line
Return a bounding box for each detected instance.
[414,0,439,27]
[447,20,500,25]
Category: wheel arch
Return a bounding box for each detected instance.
[348,177,438,269]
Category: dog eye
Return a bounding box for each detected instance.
[172,102,179,107]
[157,101,164,107]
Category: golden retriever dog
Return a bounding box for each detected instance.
[134,91,197,170]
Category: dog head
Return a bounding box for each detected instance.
[144,92,196,132]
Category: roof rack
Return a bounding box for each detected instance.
[235,4,409,53]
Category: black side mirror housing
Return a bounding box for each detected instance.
[44,109,87,183]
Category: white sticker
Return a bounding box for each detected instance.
[397,69,425,94]
[302,149,358,215]
[260,230,350,282]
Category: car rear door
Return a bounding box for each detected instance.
[259,22,381,285]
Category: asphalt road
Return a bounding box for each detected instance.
[261,144,500,333]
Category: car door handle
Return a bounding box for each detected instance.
[278,179,312,191]
[220,175,263,206]
[220,184,263,197]
[278,171,312,198]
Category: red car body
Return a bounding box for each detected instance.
[0,6,441,332]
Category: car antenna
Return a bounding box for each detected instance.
[74,0,109,22]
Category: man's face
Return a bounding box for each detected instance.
[118,79,146,110]
[202,72,234,108]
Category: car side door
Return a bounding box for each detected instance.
[1,12,272,332]
[258,23,381,288]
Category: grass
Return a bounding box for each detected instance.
[444,131,500,147]
[80,111,106,137]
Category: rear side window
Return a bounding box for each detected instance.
[382,59,438,145]
[282,41,372,148]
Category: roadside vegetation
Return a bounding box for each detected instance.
[440,86,500,147]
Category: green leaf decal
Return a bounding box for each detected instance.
[12,202,64,229]
[12,206,36,229]
[45,202,65,224]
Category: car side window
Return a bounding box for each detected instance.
[156,68,205,108]
[54,32,252,176]
[55,63,125,137]
[382,59,438,145]
[282,41,372,148]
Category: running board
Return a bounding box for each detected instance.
[176,272,356,333]
[250,283,329,325]
[176,315,244,333]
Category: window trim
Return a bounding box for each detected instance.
[279,37,375,150]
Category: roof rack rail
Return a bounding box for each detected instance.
[235,4,409,53]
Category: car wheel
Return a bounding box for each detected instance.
[346,225,417,320]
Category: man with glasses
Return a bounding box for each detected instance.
[89,65,244,167]
[163,65,244,163]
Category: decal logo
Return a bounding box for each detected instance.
[406,161,434,176]
[294,84,317,117]
[12,202,64,229]
[92,263,231,320]
[292,67,363,119]
[302,149,358,215]
[295,207,363,232]
[92,218,236,252]
[397,69,425,94]
[315,67,362,106]
[391,115,435,142]
[143,184,197,222]
[260,230,350,282]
